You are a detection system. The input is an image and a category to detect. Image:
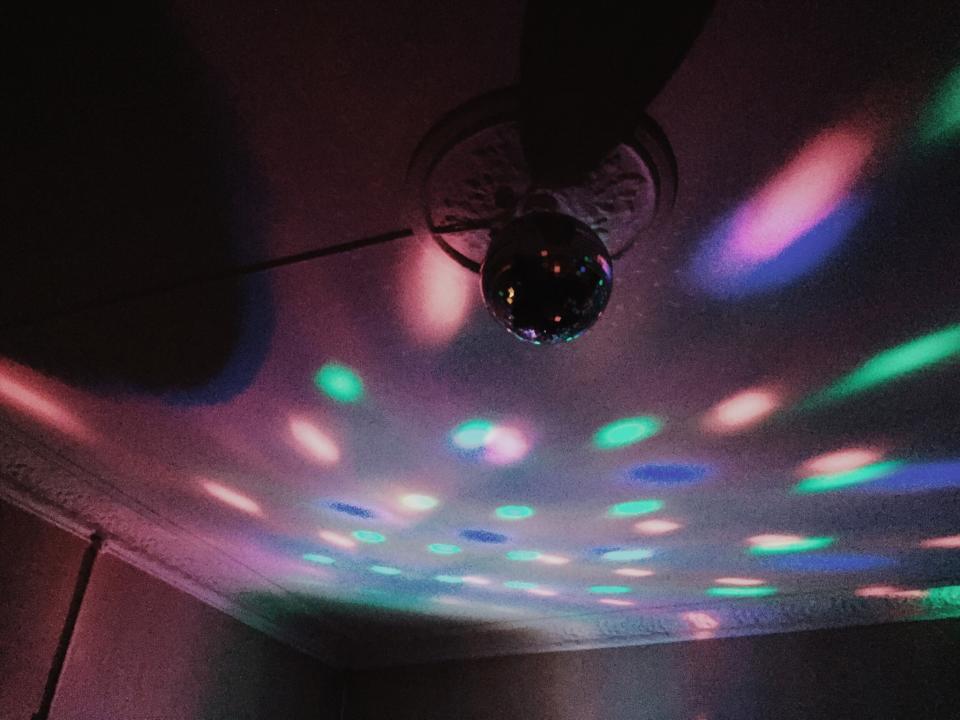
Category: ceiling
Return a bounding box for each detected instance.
[3,1,960,667]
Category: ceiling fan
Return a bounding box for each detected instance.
[2,1,714,399]
[403,1,715,344]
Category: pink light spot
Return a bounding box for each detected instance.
[402,241,473,346]
[599,598,635,607]
[724,126,875,266]
[703,388,780,433]
[319,530,356,549]
[290,418,340,465]
[614,568,655,578]
[715,577,765,587]
[201,480,263,516]
[634,519,683,535]
[798,447,884,476]
[484,426,529,465]
[682,611,720,631]
[856,585,928,600]
[462,575,490,586]
[538,554,571,565]
[527,588,557,597]
[921,535,960,549]
[0,371,91,440]
[748,534,806,548]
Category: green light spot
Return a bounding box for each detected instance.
[427,543,462,555]
[352,530,386,544]
[602,548,655,562]
[794,460,904,494]
[451,419,494,449]
[707,586,777,598]
[920,67,960,144]
[608,499,664,517]
[302,553,335,565]
[749,537,834,555]
[504,580,538,590]
[495,505,535,520]
[589,585,632,594]
[925,585,960,610]
[593,416,662,449]
[434,574,464,584]
[505,550,542,562]
[369,565,401,576]
[315,362,365,403]
[811,324,960,405]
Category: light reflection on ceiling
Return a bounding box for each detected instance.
[797,447,885,477]
[633,519,683,535]
[747,535,835,555]
[806,324,960,406]
[289,417,341,466]
[856,585,927,600]
[318,530,356,550]
[683,611,719,631]
[400,241,475,346]
[701,388,781,434]
[691,123,876,297]
[201,480,264,517]
[2,0,960,662]
[0,366,93,441]
[919,66,960,144]
[715,577,765,587]
[615,568,655,578]
[707,586,777,598]
[922,536,960,550]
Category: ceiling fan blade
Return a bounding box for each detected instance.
[520,0,715,186]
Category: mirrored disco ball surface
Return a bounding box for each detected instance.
[480,212,614,344]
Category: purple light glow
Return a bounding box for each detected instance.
[693,124,875,297]
[484,425,530,465]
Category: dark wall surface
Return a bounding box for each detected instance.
[0,498,342,720]
[345,618,960,720]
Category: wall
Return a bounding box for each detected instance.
[0,498,342,720]
[0,501,88,720]
[345,618,960,720]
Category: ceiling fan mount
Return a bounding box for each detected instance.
[404,88,677,343]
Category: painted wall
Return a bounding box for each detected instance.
[345,618,960,720]
[0,498,342,720]
[0,501,88,720]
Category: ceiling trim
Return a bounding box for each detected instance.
[0,422,346,668]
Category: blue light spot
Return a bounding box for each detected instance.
[592,546,623,556]
[628,463,711,486]
[765,553,895,573]
[460,529,508,544]
[691,197,868,299]
[328,502,375,519]
[850,461,960,494]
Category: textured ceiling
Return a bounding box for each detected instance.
[3,0,960,667]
